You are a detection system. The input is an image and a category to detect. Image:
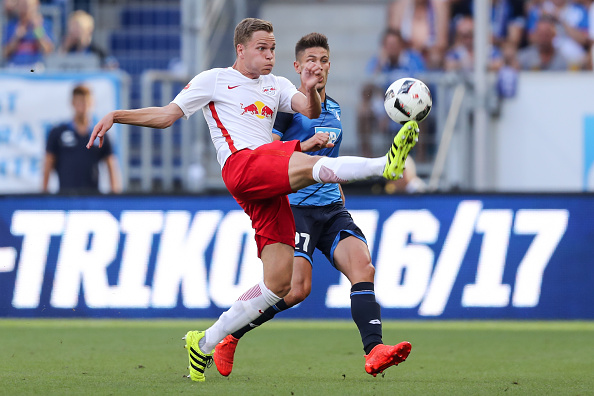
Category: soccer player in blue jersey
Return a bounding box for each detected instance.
[213,32,411,378]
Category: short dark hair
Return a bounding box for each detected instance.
[295,32,330,60]
[72,84,91,98]
[383,28,402,42]
[537,14,557,25]
[234,18,274,49]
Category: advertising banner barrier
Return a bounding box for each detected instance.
[0,194,592,319]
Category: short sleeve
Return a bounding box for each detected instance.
[46,126,60,155]
[275,76,298,114]
[171,69,218,119]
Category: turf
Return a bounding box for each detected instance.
[0,320,592,395]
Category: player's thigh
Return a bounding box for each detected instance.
[223,141,298,201]
[292,205,323,264]
[333,236,374,284]
[317,204,368,269]
[288,152,321,191]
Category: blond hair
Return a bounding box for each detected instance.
[68,10,94,33]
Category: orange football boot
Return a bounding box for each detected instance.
[364,341,412,377]
[213,335,239,376]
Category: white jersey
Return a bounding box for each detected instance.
[172,67,299,167]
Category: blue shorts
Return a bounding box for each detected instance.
[291,203,367,268]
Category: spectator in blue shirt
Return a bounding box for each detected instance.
[387,0,450,68]
[450,0,526,49]
[445,16,503,72]
[491,0,526,48]
[2,0,54,67]
[518,14,571,71]
[366,28,427,89]
[361,29,427,157]
[526,0,589,68]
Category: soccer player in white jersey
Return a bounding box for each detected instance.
[214,32,411,379]
[87,18,418,382]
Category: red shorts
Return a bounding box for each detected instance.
[222,140,301,256]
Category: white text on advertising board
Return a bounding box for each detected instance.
[0,201,568,315]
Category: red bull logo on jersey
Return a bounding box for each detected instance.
[240,101,275,119]
[262,85,276,96]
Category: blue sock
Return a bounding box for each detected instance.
[231,299,289,339]
[351,282,383,354]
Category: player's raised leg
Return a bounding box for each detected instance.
[287,120,419,191]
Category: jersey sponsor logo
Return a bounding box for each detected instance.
[60,130,77,147]
[315,127,341,144]
[240,101,275,119]
[262,85,276,96]
[227,85,240,90]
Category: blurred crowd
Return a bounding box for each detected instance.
[367,0,593,79]
[2,0,593,194]
[358,0,594,192]
[1,0,116,70]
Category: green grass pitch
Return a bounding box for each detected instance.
[0,319,592,395]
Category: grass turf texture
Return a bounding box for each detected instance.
[0,320,592,395]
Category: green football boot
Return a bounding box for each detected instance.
[183,331,213,382]
[383,120,419,180]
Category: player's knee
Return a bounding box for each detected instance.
[363,263,375,280]
[290,283,311,304]
[269,281,291,298]
[347,261,375,284]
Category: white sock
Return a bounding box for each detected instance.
[312,156,386,183]
[199,281,281,353]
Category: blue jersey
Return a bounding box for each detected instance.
[273,95,342,206]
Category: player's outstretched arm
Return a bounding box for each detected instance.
[87,103,184,148]
[291,62,322,120]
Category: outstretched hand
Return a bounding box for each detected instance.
[87,112,114,149]
[301,132,334,152]
[300,62,323,91]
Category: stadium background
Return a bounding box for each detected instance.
[1,0,593,320]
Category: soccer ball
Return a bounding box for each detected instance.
[384,77,432,125]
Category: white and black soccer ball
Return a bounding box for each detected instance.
[384,77,432,125]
